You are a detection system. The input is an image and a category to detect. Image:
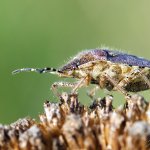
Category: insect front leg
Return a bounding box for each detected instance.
[71,75,91,93]
[51,75,90,96]
[51,82,77,96]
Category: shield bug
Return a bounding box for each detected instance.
[12,49,150,97]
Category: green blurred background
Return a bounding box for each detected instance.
[0,0,150,124]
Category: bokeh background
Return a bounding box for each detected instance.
[0,0,150,124]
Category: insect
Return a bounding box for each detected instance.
[12,49,150,98]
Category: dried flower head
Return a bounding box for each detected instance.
[0,92,150,150]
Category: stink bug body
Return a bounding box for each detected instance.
[12,49,150,97]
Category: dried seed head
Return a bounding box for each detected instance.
[1,92,150,149]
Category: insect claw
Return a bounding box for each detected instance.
[87,86,99,101]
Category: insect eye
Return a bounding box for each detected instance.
[72,64,78,70]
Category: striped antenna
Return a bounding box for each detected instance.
[12,67,58,75]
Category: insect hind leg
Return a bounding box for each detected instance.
[118,67,150,92]
[104,73,131,98]
[139,68,150,89]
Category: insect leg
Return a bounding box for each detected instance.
[87,86,99,100]
[139,69,150,88]
[118,67,150,91]
[104,73,131,97]
[71,76,90,93]
[51,82,77,96]
[141,74,150,88]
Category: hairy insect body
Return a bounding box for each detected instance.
[12,49,150,97]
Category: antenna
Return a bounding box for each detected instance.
[12,67,58,75]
